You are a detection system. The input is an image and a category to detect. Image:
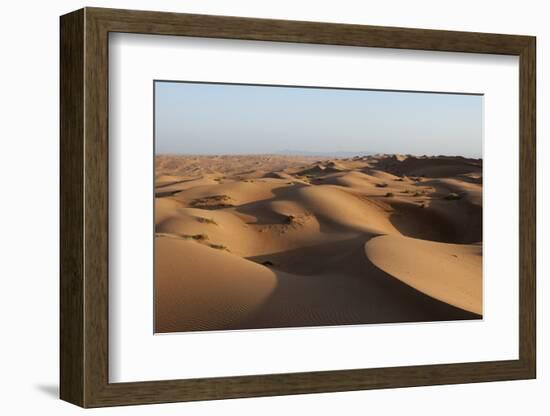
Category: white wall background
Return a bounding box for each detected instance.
[0,0,546,414]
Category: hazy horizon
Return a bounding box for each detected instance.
[155,81,483,158]
[154,151,482,159]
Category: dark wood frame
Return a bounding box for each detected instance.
[60,7,536,408]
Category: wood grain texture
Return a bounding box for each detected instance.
[83,10,110,406]
[88,7,532,54]
[518,38,536,375]
[59,7,537,408]
[59,8,84,407]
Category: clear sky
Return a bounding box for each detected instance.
[155,81,483,158]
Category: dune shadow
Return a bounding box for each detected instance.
[389,201,461,243]
[367,157,482,179]
[246,235,370,275]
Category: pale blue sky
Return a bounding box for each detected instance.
[155,81,483,158]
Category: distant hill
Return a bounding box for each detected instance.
[276,149,375,158]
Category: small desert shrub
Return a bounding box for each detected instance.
[191,195,233,209]
[209,243,228,251]
[444,192,462,201]
[182,233,208,241]
[376,183,388,188]
[385,192,394,197]
[285,215,296,224]
[394,178,404,182]
[196,217,217,225]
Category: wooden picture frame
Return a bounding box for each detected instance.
[60,7,536,408]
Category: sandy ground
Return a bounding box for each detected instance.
[155,154,483,332]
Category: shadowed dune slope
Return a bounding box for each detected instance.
[372,155,482,178]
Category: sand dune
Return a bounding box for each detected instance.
[155,237,277,332]
[365,235,482,314]
[154,154,483,332]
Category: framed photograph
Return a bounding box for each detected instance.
[60,7,536,407]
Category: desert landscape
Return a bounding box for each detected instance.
[154,153,482,333]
